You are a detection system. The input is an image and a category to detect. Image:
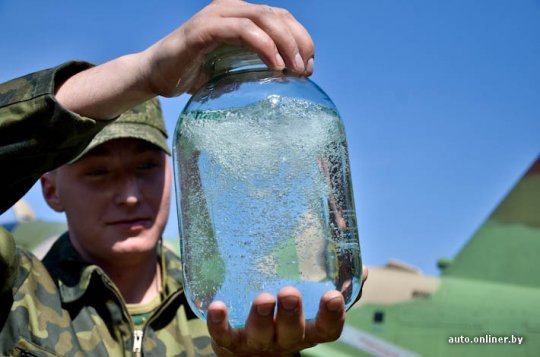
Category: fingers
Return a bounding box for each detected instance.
[305,290,346,344]
[276,7,315,75]
[363,265,369,280]
[190,16,281,69]
[208,288,345,356]
[144,0,315,97]
[219,2,314,74]
[356,265,369,303]
[193,0,314,75]
[275,287,305,349]
[207,301,240,353]
[245,293,276,351]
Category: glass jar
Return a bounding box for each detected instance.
[173,46,362,327]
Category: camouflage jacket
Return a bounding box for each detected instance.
[0,63,213,356]
[0,233,212,356]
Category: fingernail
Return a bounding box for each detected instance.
[294,53,305,72]
[306,57,314,74]
[326,296,344,312]
[257,303,275,317]
[281,296,299,312]
[209,310,225,324]
[275,53,285,69]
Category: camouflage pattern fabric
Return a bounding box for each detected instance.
[0,233,212,356]
[0,63,214,355]
[69,96,171,163]
[0,61,109,214]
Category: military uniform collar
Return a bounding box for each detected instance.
[42,232,184,304]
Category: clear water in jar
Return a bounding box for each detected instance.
[174,95,361,327]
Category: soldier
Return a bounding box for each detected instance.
[0,0,365,355]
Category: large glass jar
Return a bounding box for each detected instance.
[173,47,362,327]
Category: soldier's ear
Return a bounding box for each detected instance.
[40,172,65,212]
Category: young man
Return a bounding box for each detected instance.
[1,1,364,355]
[6,99,214,355]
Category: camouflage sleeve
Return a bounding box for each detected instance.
[0,227,17,298]
[0,61,112,214]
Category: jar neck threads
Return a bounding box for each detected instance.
[204,46,269,78]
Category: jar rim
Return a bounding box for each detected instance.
[204,45,268,78]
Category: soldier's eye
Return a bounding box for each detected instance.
[137,161,159,171]
[85,168,109,177]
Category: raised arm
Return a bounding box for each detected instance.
[0,0,314,214]
[55,0,314,119]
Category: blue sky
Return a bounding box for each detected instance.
[1,0,538,276]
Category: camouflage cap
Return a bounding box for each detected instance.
[71,97,171,163]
